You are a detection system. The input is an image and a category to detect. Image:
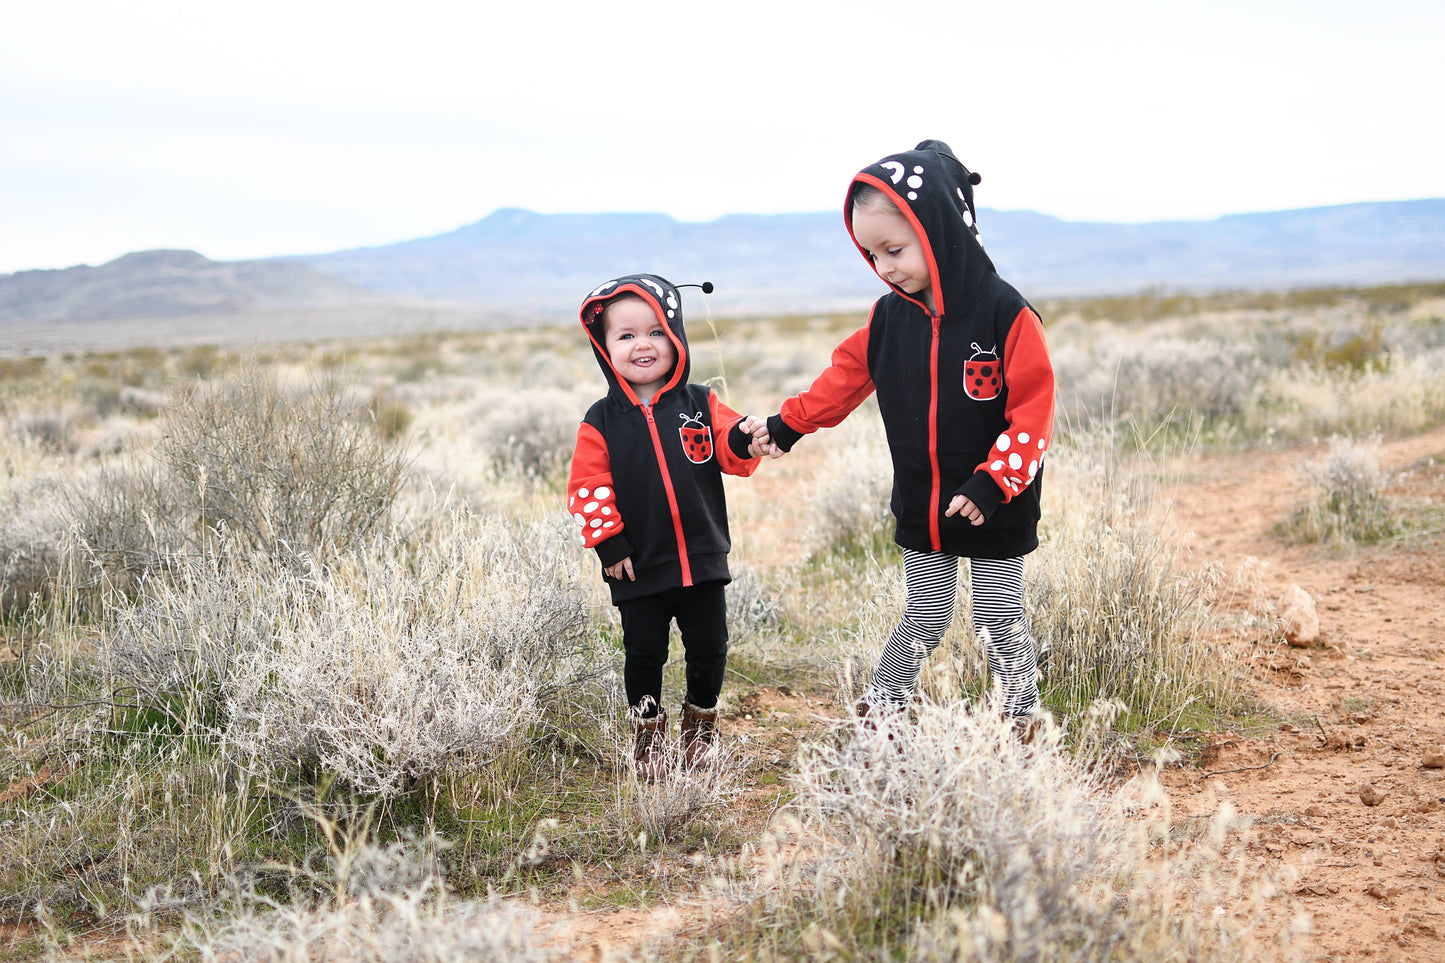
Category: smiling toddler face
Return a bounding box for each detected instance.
[603,296,676,399]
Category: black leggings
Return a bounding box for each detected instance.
[617,582,728,717]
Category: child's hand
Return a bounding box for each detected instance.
[945,494,985,527]
[739,415,782,459]
[605,557,636,581]
[739,413,786,456]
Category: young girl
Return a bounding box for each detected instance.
[756,140,1055,723]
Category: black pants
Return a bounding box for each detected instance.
[618,582,728,717]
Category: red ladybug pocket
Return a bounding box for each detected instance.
[964,343,1002,401]
[679,412,713,464]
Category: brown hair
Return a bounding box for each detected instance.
[849,181,902,217]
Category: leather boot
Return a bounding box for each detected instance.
[632,707,669,781]
[679,701,718,769]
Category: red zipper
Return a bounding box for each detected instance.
[643,405,693,586]
[928,313,942,551]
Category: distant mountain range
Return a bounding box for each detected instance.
[4,200,1444,329]
[0,249,370,323]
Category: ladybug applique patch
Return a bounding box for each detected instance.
[964,343,1002,401]
[679,412,713,464]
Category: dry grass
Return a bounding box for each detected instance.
[693,702,1305,961]
[3,284,1441,956]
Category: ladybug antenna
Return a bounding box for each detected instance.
[676,281,714,294]
[971,342,982,353]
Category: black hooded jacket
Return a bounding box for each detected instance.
[767,141,1056,558]
[568,274,759,604]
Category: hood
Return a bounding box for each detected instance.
[844,139,998,317]
[580,273,692,406]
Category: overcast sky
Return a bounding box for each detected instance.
[2,0,1442,274]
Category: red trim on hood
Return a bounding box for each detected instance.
[845,171,945,318]
[579,283,688,406]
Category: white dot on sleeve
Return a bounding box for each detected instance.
[590,519,602,528]
[996,435,1011,452]
[1018,432,1030,444]
[991,460,1004,471]
[595,486,610,498]
[583,501,599,513]
[578,488,589,499]
[1008,453,1023,471]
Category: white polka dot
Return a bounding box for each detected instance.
[568,496,575,509]
[991,460,1004,471]
[1008,453,1023,471]
[601,506,612,515]
[996,436,1011,452]
[1037,438,1046,450]
[913,165,923,174]
[1018,432,1030,444]
[1028,460,1038,476]
[595,486,610,498]
[590,518,602,528]
[667,309,675,318]
[603,520,614,528]
[572,513,584,525]
[907,175,922,189]
[907,191,917,200]
[578,488,590,499]
[583,501,599,513]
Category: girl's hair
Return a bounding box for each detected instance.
[849,181,902,216]
[594,291,646,329]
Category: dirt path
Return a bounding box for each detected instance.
[1161,426,1445,960]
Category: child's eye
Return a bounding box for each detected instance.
[887,247,902,257]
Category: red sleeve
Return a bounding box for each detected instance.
[707,391,761,477]
[777,315,876,434]
[566,421,631,564]
[975,307,1055,502]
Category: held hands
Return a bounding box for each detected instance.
[945,494,985,527]
[605,557,635,581]
[738,415,783,459]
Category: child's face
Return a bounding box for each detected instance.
[603,297,676,396]
[852,201,934,308]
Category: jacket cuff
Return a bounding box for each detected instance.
[766,413,805,453]
[593,533,633,567]
[957,471,1005,522]
[728,422,754,460]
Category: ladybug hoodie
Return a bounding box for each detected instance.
[767,140,1055,559]
[568,274,760,604]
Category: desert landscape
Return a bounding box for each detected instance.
[2,281,1444,960]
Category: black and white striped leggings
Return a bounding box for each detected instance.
[866,549,1040,717]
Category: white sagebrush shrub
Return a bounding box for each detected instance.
[165,836,564,962]
[0,472,67,614]
[746,702,1303,962]
[1055,337,1266,429]
[726,561,782,644]
[104,510,602,796]
[474,387,580,485]
[1287,435,1396,544]
[68,369,408,584]
[810,406,893,556]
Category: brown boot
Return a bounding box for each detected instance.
[679,702,718,769]
[632,707,669,781]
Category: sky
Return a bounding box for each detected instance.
[2,0,1443,275]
